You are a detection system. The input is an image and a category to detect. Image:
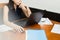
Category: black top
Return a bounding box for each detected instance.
[7,0,27,22]
[7,0,28,27]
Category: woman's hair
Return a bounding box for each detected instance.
[7,0,15,10]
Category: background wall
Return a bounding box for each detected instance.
[0,0,9,3]
[0,0,60,13]
[23,0,60,14]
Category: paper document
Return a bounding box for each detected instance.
[51,24,60,34]
[0,25,13,32]
[0,0,9,3]
[38,18,53,25]
[26,30,47,40]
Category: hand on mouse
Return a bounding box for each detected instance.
[15,26,25,33]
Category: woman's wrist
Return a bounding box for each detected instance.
[19,3,21,6]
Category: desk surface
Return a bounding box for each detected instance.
[25,20,60,40]
[0,4,60,40]
[0,20,60,40]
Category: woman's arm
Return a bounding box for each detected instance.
[3,5,24,32]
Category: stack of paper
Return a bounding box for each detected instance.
[26,30,47,40]
[0,25,13,32]
[51,24,60,34]
[38,18,53,25]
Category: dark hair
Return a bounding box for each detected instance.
[7,0,15,10]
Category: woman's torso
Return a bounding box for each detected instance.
[7,1,28,27]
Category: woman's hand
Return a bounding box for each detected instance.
[10,22,25,33]
[19,2,31,17]
[14,26,25,33]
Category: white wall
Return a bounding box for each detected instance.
[0,8,3,25]
[23,0,60,14]
[0,0,9,3]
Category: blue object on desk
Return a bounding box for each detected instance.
[26,30,47,40]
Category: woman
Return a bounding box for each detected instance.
[3,0,31,32]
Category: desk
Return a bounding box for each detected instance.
[25,20,60,40]
[0,4,60,40]
[0,30,26,40]
[0,20,60,40]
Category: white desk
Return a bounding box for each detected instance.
[0,30,25,40]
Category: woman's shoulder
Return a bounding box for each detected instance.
[4,5,9,11]
[4,5,8,8]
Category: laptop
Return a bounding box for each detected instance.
[8,7,44,27]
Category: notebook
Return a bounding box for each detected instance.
[0,25,13,32]
[26,30,47,40]
[51,24,60,34]
[38,18,53,25]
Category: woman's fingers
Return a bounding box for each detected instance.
[15,26,25,33]
[19,3,31,17]
[19,27,25,32]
